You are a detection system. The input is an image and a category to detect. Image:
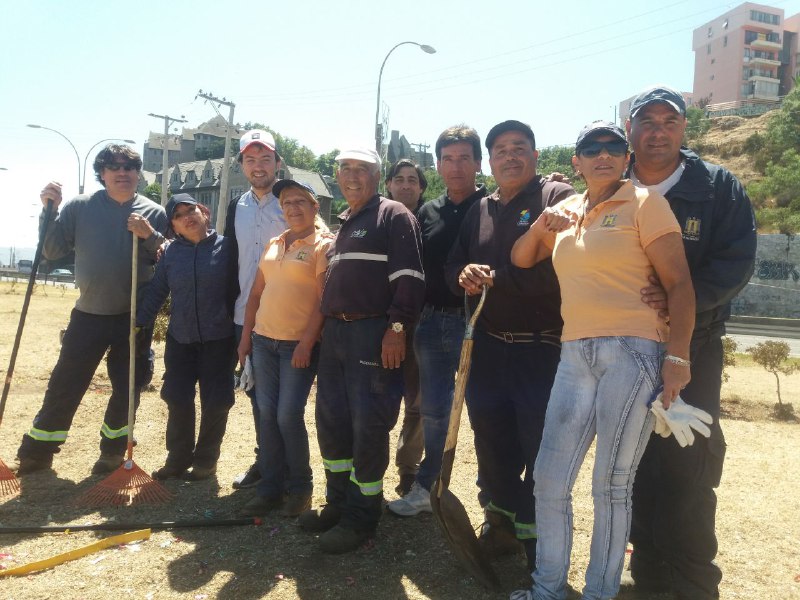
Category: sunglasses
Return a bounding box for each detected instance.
[578,140,628,158]
[105,163,139,172]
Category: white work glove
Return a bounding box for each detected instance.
[238,355,254,392]
[650,395,713,447]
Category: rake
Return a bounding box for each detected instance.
[76,233,172,507]
[0,199,54,499]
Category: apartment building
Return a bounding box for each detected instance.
[692,2,800,104]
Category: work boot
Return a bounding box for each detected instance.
[395,473,416,496]
[478,510,523,559]
[387,482,431,517]
[232,462,261,489]
[238,494,284,517]
[184,463,217,481]
[282,492,312,517]
[91,453,124,475]
[152,462,190,480]
[523,538,537,571]
[625,550,672,593]
[299,505,341,532]
[10,455,53,475]
[319,524,369,554]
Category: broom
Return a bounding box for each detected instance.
[77,232,172,507]
[0,199,54,499]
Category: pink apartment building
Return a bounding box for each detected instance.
[693,2,800,104]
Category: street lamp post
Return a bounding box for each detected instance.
[26,125,134,194]
[375,41,436,156]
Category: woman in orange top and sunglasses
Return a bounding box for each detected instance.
[509,121,695,600]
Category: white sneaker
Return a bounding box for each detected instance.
[386,482,431,517]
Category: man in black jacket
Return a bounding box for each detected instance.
[445,120,573,570]
[625,85,757,600]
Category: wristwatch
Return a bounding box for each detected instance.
[389,322,405,334]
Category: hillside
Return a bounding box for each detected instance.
[692,112,771,186]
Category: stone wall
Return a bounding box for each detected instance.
[732,234,800,318]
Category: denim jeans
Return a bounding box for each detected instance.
[251,333,317,498]
[532,336,660,600]
[413,307,465,491]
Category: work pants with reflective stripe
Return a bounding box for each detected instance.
[316,317,403,532]
[18,309,152,459]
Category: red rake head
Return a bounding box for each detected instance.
[76,460,173,507]
[0,459,20,500]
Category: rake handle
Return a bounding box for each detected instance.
[127,232,138,461]
[0,200,54,425]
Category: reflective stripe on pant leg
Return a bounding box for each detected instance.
[349,469,383,496]
[27,428,68,442]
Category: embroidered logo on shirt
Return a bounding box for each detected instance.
[517,209,531,226]
[683,217,701,241]
[601,215,618,227]
[296,250,308,261]
[351,228,368,238]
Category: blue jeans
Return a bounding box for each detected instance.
[532,337,660,600]
[251,333,317,498]
[414,307,465,491]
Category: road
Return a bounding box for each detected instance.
[725,333,800,357]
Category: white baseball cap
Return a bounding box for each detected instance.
[335,147,381,167]
[239,129,277,156]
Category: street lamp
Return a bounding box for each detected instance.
[375,41,436,156]
[26,124,134,194]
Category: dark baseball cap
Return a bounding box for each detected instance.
[165,193,199,221]
[272,179,317,199]
[629,85,686,118]
[485,120,536,152]
[575,121,628,152]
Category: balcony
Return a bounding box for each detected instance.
[748,56,781,67]
[750,34,782,50]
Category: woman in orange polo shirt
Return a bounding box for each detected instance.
[509,121,695,600]
[237,180,333,518]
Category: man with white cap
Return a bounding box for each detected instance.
[299,146,425,554]
[224,130,287,490]
[625,85,756,600]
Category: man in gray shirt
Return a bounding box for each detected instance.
[14,144,167,476]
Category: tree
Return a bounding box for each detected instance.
[422,169,445,202]
[315,150,339,178]
[747,340,798,418]
[143,182,166,203]
[685,106,711,144]
[722,336,738,383]
[537,146,585,193]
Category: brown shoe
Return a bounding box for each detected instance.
[91,453,124,475]
[152,463,189,480]
[11,455,53,475]
[282,492,312,517]
[319,524,369,554]
[238,494,284,517]
[478,511,523,558]
[298,505,341,532]
[184,464,217,481]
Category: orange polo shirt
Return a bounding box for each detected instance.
[253,229,334,341]
[545,180,681,343]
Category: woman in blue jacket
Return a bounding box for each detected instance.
[137,193,238,481]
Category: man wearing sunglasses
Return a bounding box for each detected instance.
[625,86,757,600]
[13,144,167,476]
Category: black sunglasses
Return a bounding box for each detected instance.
[105,163,139,172]
[578,140,628,158]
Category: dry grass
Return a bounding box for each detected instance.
[0,282,799,599]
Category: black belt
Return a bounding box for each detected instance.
[484,329,561,346]
[329,313,383,322]
[424,303,465,316]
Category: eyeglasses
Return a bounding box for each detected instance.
[105,163,139,172]
[577,140,628,158]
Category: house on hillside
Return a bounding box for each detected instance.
[143,116,243,172]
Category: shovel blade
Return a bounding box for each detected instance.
[431,479,500,590]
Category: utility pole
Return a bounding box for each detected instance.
[196,90,236,231]
[410,142,431,168]
[147,113,187,206]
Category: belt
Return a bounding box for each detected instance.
[329,313,383,322]
[424,303,465,316]
[484,329,562,346]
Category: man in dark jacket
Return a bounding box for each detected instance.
[625,85,757,600]
[444,120,573,570]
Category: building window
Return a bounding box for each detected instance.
[724,35,728,47]
[707,44,711,55]
[708,26,713,38]
[750,10,779,25]
[723,19,728,29]
[711,58,715,64]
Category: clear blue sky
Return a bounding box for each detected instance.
[2,0,799,249]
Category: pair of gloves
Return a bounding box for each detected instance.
[649,389,713,447]
[237,356,255,392]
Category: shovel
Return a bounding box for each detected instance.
[430,285,499,590]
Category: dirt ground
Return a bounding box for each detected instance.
[1,283,799,599]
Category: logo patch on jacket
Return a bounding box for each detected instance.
[601,214,618,227]
[350,228,367,238]
[517,209,531,226]
[683,217,701,241]
[296,250,308,261]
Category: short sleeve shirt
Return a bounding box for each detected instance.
[254,229,333,341]
[547,180,681,342]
